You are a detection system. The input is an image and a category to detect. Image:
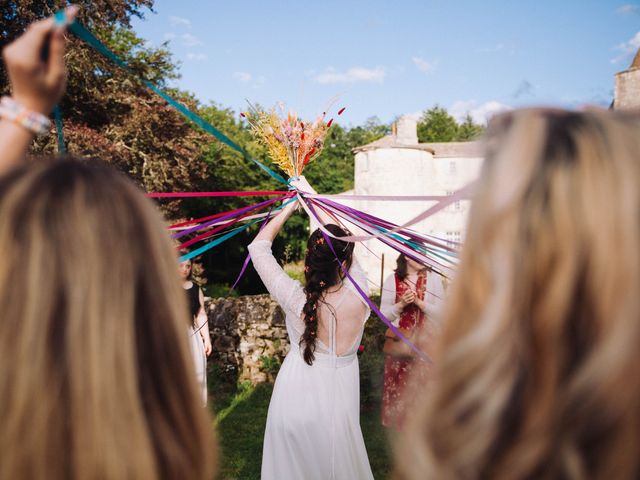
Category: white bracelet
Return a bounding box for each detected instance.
[0,96,51,135]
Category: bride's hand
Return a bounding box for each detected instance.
[289,176,317,195]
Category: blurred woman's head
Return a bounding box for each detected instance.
[179,259,192,281]
[398,109,640,479]
[395,253,427,280]
[0,158,216,479]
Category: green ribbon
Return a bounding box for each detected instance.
[60,14,287,185]
[53,105,65,153]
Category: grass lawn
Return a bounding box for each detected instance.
[210,300,393,479]
[211,381,392,480]
[209,355,391,480]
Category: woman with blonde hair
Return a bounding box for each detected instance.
[397,108,640,479]
[0,10,216,479]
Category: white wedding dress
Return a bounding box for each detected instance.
[248,239,374,480]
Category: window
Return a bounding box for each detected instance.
[446,190,462,212]
[446,231,462,247]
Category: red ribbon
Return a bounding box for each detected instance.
[147,190,288,198]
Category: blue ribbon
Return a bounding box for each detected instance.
[62,15,287,185]
[179,220,257,262]
[53,10,66,26]
[53,105,65,153]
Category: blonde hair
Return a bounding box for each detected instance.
[397,109,640,479]
[0,159,216,479]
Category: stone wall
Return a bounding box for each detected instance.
[206,294,290,384]
[615,69,640,110]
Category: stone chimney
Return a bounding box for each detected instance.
[395,115,418,145]
[614,48,640,110]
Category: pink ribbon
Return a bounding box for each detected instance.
[147,190,288,198]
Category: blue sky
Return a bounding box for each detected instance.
[131,0,639,126]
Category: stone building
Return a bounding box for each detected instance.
[351,48,639,290]
[351,117,483,290]
[613,48,640,110]
[203,51,640,383]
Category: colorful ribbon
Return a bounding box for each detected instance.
[147,190,288,198]
[60,13,288,185]
[45,11,473,359]
[53,105,65,153]
[179,221,257,262]
[302,197,432,363]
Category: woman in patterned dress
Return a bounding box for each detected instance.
[380,254,445,428]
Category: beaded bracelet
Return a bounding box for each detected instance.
[0,96,51,135]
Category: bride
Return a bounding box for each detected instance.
[247,177,374,480]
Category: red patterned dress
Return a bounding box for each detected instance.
[381,272,427,429]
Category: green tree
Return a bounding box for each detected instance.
[187,104,287,294]
[417,106,485,142]
[1,2,394,293]
[1,0,213,212]
[417,105,459,142]
[192,114,390,294]
[457,113,484,140]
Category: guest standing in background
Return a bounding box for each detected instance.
[180,259,212,405]
[380,254,445,429]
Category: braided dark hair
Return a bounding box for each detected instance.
[300,224,354,365]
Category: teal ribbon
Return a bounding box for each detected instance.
[53,10,66,25]
[177,197,294,261]
[63,16,287,185]
[53,105,65,153]
[179,220,256,262]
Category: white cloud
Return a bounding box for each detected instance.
[611,31,640,63]
[186,53,208,61]
[412,56,437,74]
[233,72,252,83]
[181,33,203,47]
[163,32,177,41]
[617,4,640,15]
[449,100,512,125]
[169,16,192,28]
[314,66,386,84]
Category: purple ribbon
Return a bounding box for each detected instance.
[173,196,286,240]
[302,197,432,363]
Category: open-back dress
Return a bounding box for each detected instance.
[248,239,374,480]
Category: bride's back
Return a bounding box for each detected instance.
[299,225,370,364]
[314,281,369,357]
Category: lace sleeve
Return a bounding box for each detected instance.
[247,239,305,316]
